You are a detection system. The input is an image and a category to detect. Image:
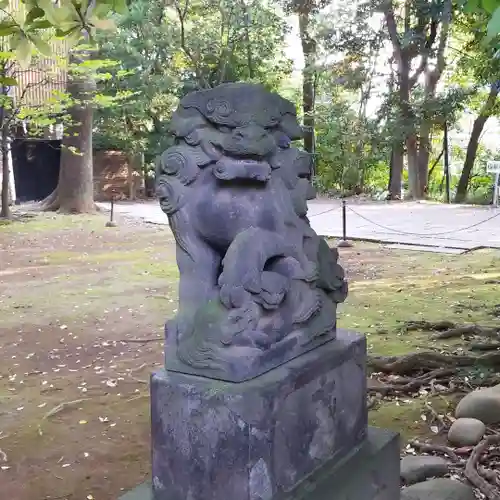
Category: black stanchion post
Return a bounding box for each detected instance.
[444,121,451,204]
[106,194,118,227]
[337,199,353,248]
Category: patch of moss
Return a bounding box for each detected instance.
[369,396,454,442]
[0,212,107,233]
[338,247,500,355]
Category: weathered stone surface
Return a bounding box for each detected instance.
[118,482,151,500]
[455,384,500,424]
[156,82,348,381]
[151,331,367,500]
[448,417,486,446]
[120,427,400,500]
[401,478,476,500]
[291,427,400,500]
[400,456,449,485]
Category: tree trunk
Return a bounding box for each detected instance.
[0,125,10,219]
[455,84,499,203]
[388,143,403,199]
[127,153,142,201]
[406,134,420,199]
[41,51,96,213]
[417,121,432,196]
[0,79,10,219]
[384,0,451,201]
[298,11,316,156]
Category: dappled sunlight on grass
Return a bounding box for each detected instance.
[336,245,500,356]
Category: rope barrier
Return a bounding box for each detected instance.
[308,206,339,218]
[346,205,500,238]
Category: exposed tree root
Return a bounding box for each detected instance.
[367,368,455,395]
[39,188,98,214]
[403,320,456,332]
[368,351,500,376]
[432,325,499,340]
[401,320,499,340]
[40,188,60,212]
[465,436,500,500]
[409,440,460,463]
[470,342,500,351]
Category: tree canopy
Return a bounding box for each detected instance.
[3,0,500,217]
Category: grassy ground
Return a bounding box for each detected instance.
[0,211,499,499]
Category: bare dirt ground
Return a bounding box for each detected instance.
[0,211,499,500]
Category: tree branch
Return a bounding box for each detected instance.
[435,0,452,76]
[409,56,427,87]
[382,1,403,70]
[172,0,210,89]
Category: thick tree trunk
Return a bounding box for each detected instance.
[384,0,451,201]
[455,84,499,203]
[406,134,420,199]
[41,51,96,213]
[298,11,316,157]
[388,143,403,199]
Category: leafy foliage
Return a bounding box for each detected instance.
[0,0,125,69]
[93,0,292,165]
[0,0,497,205]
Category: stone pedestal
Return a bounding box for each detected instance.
[120,330,400,500]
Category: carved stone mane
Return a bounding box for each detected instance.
[156,83,347,382]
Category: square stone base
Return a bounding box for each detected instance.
[151,330,367,500]
[119,427,400,500]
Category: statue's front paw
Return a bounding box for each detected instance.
[228,329,273,350]
[220,285,251,309]
[242,272,262,294]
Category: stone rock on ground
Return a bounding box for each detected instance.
[400,456,449,485]
[448,417,486,447]
[401,478,476,500]
[455,384,500,424]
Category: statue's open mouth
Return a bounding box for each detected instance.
[214,157,271,182]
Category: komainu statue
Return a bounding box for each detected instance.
[156,83,347,381]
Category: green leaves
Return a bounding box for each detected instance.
[462,0,500,41]
[38,0,80,31]
[30,35,52,57]
[487,5,500,39]
[0,76,18,86]
[89,16,117,31]
[0,22,19,37]
[25,6,46,24]
[482,0,500,14]
[14,35,33,68]
[0,0,129,69]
